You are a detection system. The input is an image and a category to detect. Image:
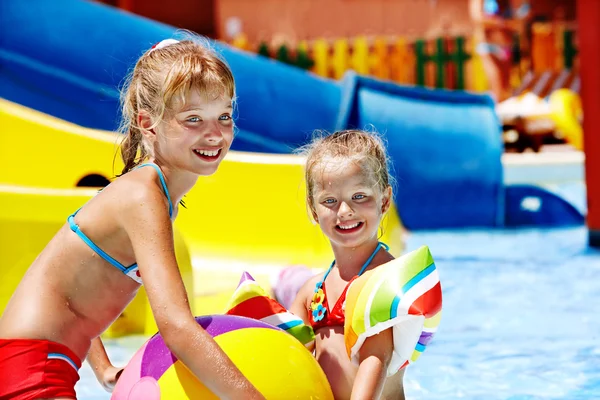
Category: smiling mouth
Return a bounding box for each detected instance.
[335,221,363,233]
[193,148,221,162]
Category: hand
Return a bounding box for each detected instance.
[101,365,124,392]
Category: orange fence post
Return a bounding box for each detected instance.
[370,36,390,80]
[389,37,411,84]
[531,23,558,72]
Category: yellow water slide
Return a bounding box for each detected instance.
[0,184,194,337]
[0,99,405,336]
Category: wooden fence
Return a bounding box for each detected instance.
[229,22,578,94]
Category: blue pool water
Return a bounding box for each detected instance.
[76,224,600,399]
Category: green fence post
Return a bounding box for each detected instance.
[511,33,521,66]
[563,30,578,70]
[431,37,447,89]
[295,47,314,70]
[452,37,471,90]
[276,44,294,65]
[415,40,427,86]
[257,42,270,58]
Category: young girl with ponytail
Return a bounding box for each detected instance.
[0,37,264,400]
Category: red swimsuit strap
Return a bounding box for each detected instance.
[308,242,388,330]
[309,275,359,329]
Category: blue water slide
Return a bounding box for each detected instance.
[1,0,580,229]
[0,0,343,154]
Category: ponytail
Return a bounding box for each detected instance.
[119,125,147,175]
[118,76,148,176]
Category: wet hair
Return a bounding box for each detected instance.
[300,129,392,215]
[118,33,235,175]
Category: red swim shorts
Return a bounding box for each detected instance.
[0,338,81,400]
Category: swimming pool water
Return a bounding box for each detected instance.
[401,226,599,400]
[76,223,600,399]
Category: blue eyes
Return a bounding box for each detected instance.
[322,194,367,205]
[186,114,232,123]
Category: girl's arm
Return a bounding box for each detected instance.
[120,184,264,400]
[350,327,395,400]
[290,278,316,352]
[87,337,123,392]
[289,279,312,325]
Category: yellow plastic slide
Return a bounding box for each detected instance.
[0,184,194,337]
[0,99,405,335]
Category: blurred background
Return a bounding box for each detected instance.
[106,0,582,153]
[0,0,598,398]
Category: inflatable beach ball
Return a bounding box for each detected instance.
[111,314,333,399]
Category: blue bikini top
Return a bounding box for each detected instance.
[67,163,173,285]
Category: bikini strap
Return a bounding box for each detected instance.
[315,241,389,291]
[68,214,130,272]
[135,163,174,218]
[316,260,336,291]
[357,242,389,276]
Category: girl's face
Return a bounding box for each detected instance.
[311,158,391,250]
[151,89,234,176]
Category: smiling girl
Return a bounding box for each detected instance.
[0,37,263,400]
[291,130,404,400]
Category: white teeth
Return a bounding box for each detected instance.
[338,222,360,230]
[195,149,219,156]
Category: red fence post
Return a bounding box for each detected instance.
[578,0,600,246]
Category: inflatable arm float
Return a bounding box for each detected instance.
[226,246,442,374]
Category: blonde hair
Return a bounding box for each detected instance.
[118,34,235,174]
[301,129,392,215]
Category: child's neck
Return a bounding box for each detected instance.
[148,159,198,206]
[331,240,381,280]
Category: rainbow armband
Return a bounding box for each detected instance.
[344,246,442,375]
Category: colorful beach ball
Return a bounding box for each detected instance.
[111,314,333,399]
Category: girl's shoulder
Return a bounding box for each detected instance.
[370,251,396,271]
[382,252,396,264]
[297,271,325,300]
[108,168,172,217]
[114,166,165,198]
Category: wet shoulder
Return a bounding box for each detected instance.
[364,250,396,276]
